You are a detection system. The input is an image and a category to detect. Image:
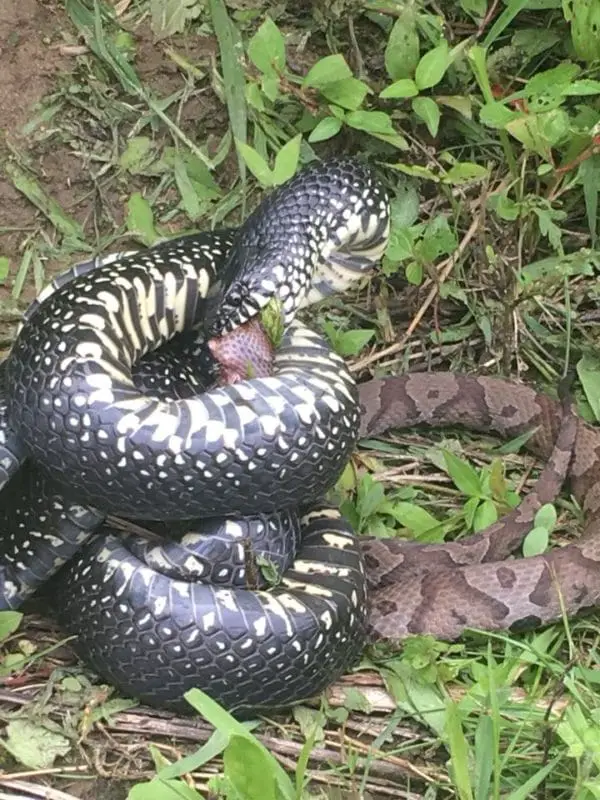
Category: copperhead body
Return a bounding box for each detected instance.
[357,372,600,641]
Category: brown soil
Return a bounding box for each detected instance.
[0,0,70,135]
[0,1,71,280]
[0,0,231,311]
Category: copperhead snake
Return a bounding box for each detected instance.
[361,371,600,641]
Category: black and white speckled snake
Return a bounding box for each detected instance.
[0,158,391,715]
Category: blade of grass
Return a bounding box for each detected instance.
[485,643,502,800]
[208,0,248,192]
[11,247,34,301]
[482,0,532,49]
[468,45,518,181]
[446,700,474,800]
[5,164,85,244]
[505,757,561,800]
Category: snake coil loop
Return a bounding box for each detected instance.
[0,158,392,715]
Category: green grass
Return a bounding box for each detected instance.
[3,0,600,797]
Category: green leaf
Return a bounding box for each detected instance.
[415,41,450,91]
[150,0,202,39]
[356,475,387,521]
[159,727,244,781]
[479,101,520,129]
[488,458,509,502]
[224,735,278,800]
[4,719,71,769]
[119,136,155,174]
[461,0,487,17]
[443,450,482,497]
[417,214,458,262]
[292,706,326,743]
[308,116,343,142]
[532,205,564,253]
[235,141,274,186]
[579,154,600,245]
[405,261,423,284]
[272,134,302,185]
[391,183,420,228]
[463,496,480,532]
[0,257,9,283]
[577,354,600,421]
[474,715,494,800]
[128,778,202,800]
[445,701,474,800]
[411,96,441,136]
[488,191,520,221]
[522,526,550,557]
[389,502,440,535]
[392,163,439,182]
[261,74,280,102]
[303,54,352,88]
[173,155,201,221]
[505,109,569,160]
[442,162,489,185]
[380,78,419,99]
[482,0,532,49]
[505,758,561,800]
[567,0,600,62]
[436,95,472,119]
[248,16,285,76]
[209,0,247,182]
[534,503,557,532]
[563,79,600,96]
[381,660,448,738]
[321,78,369,110]
[512,27,561,56]
[385,11,420,80]
[368,130,410,150]
[126,193,159,246]
[0,611,23,642]
[386,226,414,261]
[526,62,580,96]
[5,162,84,243]
[496,425,540,455]
[473,498,498,532]
[260,297,285,348]
[335,328,376,357]
[67,0,143,96]
[345,110,395,134]
[247,81,265,110]
[184,689,295,798]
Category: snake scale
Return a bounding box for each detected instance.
[0,157,599,717]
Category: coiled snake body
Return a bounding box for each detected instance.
[1,159,389,714]
[2,158,600,716]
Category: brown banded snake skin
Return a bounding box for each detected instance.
[0,156,597,717]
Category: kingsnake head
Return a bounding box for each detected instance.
[205,243,310,336]
[204,158,392,338]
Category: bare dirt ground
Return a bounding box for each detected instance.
[0,0,230,304]
[0,0,71,274]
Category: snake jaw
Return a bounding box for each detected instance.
[207,263,308,336]
[205,158,392,339]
